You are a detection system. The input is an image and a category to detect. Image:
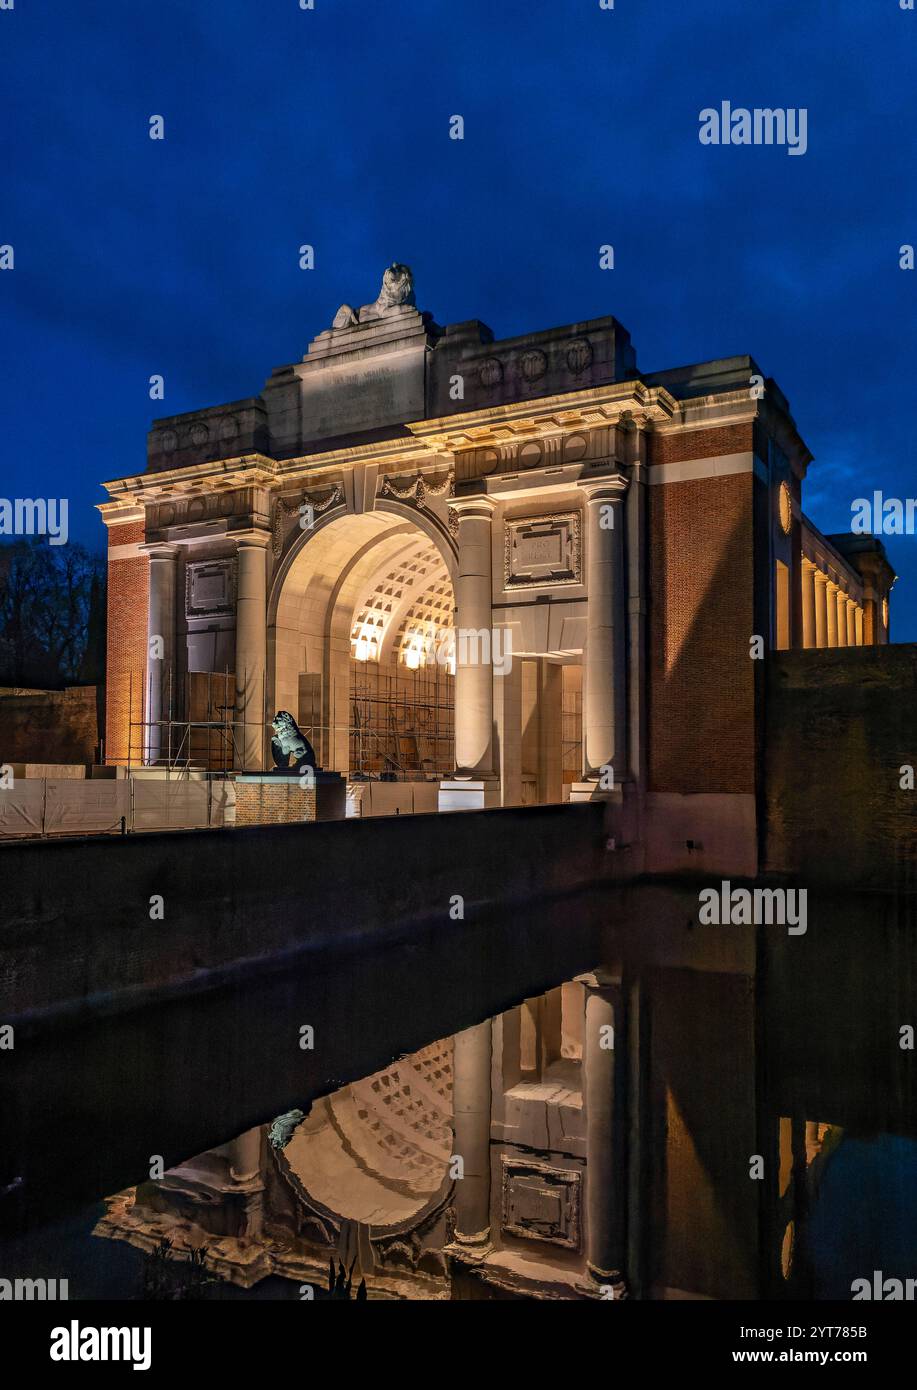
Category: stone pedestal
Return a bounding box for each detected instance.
[438,779,500,813]
[568,780,623,804]
[233,771,345,826]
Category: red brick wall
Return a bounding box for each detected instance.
[105,521,148,765]
[647,472,757,795]
[651,422,753,468]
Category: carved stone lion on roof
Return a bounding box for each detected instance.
[373,262,415,313]
[332,263,415,329]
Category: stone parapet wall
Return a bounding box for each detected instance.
[0,685,100,766]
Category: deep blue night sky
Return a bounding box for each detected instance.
[2,0,916,634]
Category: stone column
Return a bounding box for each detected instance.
[452,1020,492,1256]
[228,1127,264,1241]
[493,646,522,806]
[835,587,848,647]
[814,570,829,649]
[228,1126,262,1183]
[855,606,864,646]
[826,580,839,647]
[624,417,648,786]
[583,976,627,1296]
[580,480,628,781]
[537,660,563,805]
[141,543,180,764]
[846,598,857,647]
[452,497,496,779]
[235,532,270,771]
[801,560,816,650]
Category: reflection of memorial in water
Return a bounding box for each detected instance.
[90,881,917,1302]
[97,1040,457,1300]
[94,963,633,1300]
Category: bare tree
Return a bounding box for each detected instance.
[0,538,105,688]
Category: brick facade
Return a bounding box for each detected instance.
[105,520,148,766]
[650,422,754,467]
[234,780,315,826]
[647,472,756,795]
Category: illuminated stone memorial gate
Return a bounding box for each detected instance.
[100,263,894,832]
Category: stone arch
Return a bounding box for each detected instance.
[268,503,457,775]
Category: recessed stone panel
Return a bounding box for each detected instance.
[501,1156,581,1249]
[186,558,237,618]
[504,512,581,589]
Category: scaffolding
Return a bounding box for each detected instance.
[118,662,454,781]
[123,667,241,776]
[349,663,454,781]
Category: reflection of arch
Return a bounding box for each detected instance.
[276,1038,454,1234]
[268,504,457,773]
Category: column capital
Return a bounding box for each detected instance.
[139,541,181,560]
[618,409,653,432]
[450,494,497,520]
[578,473,629,503]
[233,528,271,550]
[813,567,829,586]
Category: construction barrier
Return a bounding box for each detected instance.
[0,777,235,838]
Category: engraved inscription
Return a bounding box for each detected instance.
[504,512,582,589]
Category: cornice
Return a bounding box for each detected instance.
[102,377,822,507]
[96,501,145,527]
[406,380,678,450]
[100,454,278,505]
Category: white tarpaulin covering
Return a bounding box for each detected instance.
[0,779,46,836]
[43,779,131,836]
[346,780,439,818]
[0,777,236,837]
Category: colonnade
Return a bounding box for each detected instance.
[801,557,864,650]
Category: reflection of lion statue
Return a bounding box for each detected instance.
[269,1109,306,1150]
[271,711,318,771]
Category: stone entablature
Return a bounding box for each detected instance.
[103,379,680,550]
[800,519,865,603]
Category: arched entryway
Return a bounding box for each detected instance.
[268,506,457,789]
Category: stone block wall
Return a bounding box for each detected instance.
[0,685,100,765]
[764,644,917,891]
